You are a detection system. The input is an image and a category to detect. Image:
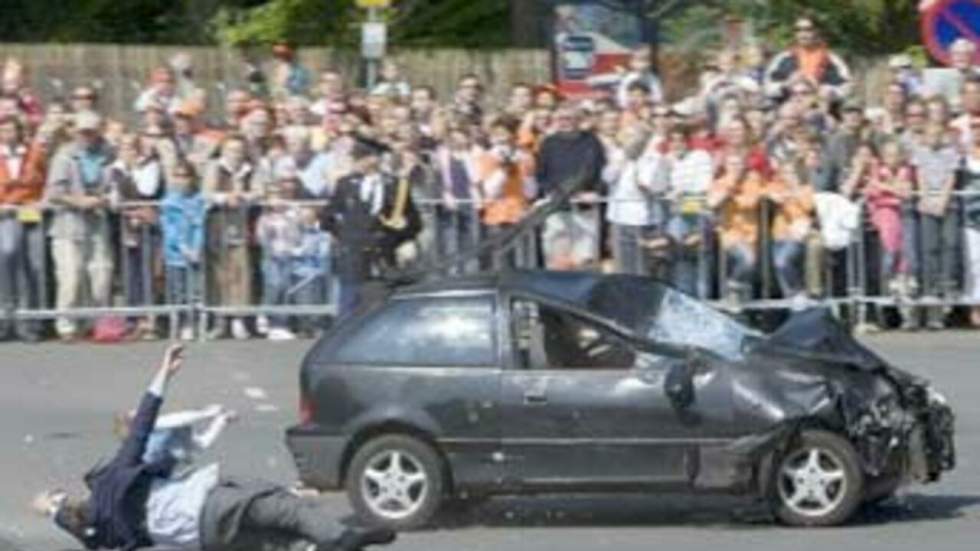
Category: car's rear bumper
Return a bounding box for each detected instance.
[285,425,348,490]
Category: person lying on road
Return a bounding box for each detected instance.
[32,343,396,551]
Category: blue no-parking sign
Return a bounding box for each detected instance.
[922,0,980,65]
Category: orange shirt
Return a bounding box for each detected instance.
[711,172,763,249]
[796,46,829,84]
[0,143,47,205]
[767,178,815,242]
[478,150,533,226]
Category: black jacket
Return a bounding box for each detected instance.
[321,172,387,279]
[535,130,606,199]
[57,393,175,550]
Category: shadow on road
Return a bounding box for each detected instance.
[852,493,980,526]
[430,493,980,530]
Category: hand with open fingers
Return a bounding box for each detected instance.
[162,343,185,378]
[31,490,65,517]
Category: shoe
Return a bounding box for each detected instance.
[208,319,228,340]
[332,527,397,551]
[854,322,880,335]
[255,315,270,336]
[180,326,195,341]
[268,328,297,341]
[231,318,250,340]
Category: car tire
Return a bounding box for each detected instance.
[771,430,865,527]
[345,434,446,530]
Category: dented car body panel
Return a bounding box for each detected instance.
[286,271,955,499]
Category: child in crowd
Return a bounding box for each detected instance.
[290,206,333,337]
[108,133,164,339]
[767,161,816,303]
[160,160,206,341]
[256,176,302,341]
[708,154,763,305]
[865,140,917,304]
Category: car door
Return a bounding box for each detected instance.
[498,296,733,489]
[325,293,505,488]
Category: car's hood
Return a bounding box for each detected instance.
[751,308,919,385]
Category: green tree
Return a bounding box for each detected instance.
[662,0,922,58]
[212,0,511,48]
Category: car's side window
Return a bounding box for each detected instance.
[512,299,636,371]
[334,296,497,367]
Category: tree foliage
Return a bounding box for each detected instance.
[662,0,923,58]
[212,0,511,48]
[0,0,924,55]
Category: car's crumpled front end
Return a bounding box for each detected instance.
[849,376,955,484]
[742,308,956,488]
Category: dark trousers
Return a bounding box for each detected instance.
[919,209,960,296]
[201,480,346,551]
[0,217,44,339]
[438,208,480,274]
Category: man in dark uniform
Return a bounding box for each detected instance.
[321,141,389,318]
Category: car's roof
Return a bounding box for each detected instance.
[394,270,670,310]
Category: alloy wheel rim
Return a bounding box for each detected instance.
[777,446,848,517]
[361,449,429,520]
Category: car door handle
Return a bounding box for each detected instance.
[523,390,548,405]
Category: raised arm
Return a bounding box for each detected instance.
[114,344,185,466]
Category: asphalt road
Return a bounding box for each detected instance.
[0,333,977,551]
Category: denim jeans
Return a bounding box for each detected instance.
[291,273,328,332]
[773,240,806,297]
[612,224,648,275]
[919,206,961,296]
[725,244,757,287]
[0,217,44,339]
[666,213,711,297]
[165,265,200,327]
[123,230,159,309]
[262,257,292,329]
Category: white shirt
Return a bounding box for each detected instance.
[145,463,220,550]
[668,150,714,195]
[1,144,25,178]
[359,173,385,216]
[607,153,660,226]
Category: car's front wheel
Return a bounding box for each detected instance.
[346,434,446,530]
[771,430,865,527]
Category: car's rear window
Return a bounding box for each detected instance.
[333,296,497,367]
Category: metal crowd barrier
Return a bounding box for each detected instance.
[4,189,980,341]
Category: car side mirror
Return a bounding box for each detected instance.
[665,359,695,410]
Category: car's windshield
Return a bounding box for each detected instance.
[584,278,758,361]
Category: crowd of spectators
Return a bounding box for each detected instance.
[2,16,980,343]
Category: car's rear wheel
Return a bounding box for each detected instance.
[771,430,864,527]
[346,434,446,530]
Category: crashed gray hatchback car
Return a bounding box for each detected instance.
[286,271,955,528]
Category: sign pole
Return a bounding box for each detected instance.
[366,6,380,90]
